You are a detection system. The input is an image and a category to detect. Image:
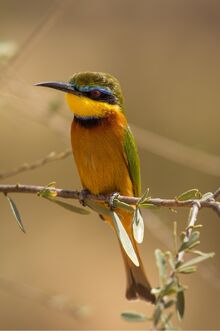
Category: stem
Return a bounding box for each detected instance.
[0,184,219,216]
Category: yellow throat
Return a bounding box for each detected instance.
[65,93,121,117]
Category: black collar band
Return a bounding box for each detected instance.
[74,115,104,128]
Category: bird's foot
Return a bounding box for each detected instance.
[79,189,90,206]
[108,192,120,210]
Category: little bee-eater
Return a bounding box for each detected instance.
[36,72,155,303]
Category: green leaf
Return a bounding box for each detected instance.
[38,188,57,198]
[201,192,213,201]
[111,211,139,267]
[114,200,134,213]
[139,203,158,209]
[192,250,210,256]
[47,181,56,187]
[121,311,148,322]
[162,279,177,296]
[176,189,202,201]
[155,249,167,283]
[165,251,175,270]
[132,208,144,243]
[176,290,185,320]
[164,300,176,309]
[6,195,26,233]
[45,197,90,215]
[177,266,197,274]
[178,252,215,270]
[161,312,174,330]
[85,199,110,215]
[138,189,150,204]
[153,304,162,326]
[179,231,200,252]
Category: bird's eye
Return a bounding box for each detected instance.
[89,89,102,98]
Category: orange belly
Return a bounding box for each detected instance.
[71,113,133,197]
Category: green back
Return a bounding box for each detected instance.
[123,126,141,197]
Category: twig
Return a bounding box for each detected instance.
[174,202,201,267]
[143,209,220,291]
[0,0,72,82]
[0,150,71,180]
[0,184,219,216]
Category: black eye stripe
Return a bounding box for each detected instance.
[89,90,102,98]
[83,90,117,105]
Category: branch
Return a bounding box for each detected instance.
[122,191,218,329]
[0,184,219,216]
[175,202,201,265]
[1,183,219,330]
[0,0,71,82]
[0,150,71,180]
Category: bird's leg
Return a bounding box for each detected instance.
[79,188,90,206]
[108,192,120,210]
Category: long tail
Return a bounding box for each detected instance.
[119,235,155,304]
[103,209,155,303]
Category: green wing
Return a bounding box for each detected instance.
[123,126,141,197]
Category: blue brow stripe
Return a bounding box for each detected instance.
[76,85,112,95]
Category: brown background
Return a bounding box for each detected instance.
[0,0,220,329]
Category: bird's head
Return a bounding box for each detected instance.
[36,72,124,118]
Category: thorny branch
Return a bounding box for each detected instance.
[0,150,71,180]
[0,184,219,216]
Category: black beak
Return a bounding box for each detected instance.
[35,81,80,95]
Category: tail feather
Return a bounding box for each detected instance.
[120,242,155,303]
[103,209,155,303]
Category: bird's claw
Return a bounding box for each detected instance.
[108,192,120,210]
[79,189,90,206]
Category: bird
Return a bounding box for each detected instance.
[36,72,155,303]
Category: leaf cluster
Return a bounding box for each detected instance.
[122,188,215,330]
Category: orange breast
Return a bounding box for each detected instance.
[71,112,133,196]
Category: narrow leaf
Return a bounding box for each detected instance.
[6,195,25,233]
[45,197,90,215]
[132,208,144,243]
[47,181,56,187]
[176,290,185,320]
[161,312,174,330]
[176,189,202,201]
[85,199,110,215]
[177,266,197,274]
[111,211,139,267]
[121,311,148,322]
[192,250,210,256]
[162,279,177,296]
[155,249,167,283]
[179,231,200,252]
[153,305,162,326]
[165,251,175,270]
[138,189,150,204]
[201,192,213,201]
[114,200,134,213]
[139,203,158,209]
[38,188,57,198]
[164,300,176,309]
[178,252,215,270]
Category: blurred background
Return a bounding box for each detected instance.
[0,0,220,329]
